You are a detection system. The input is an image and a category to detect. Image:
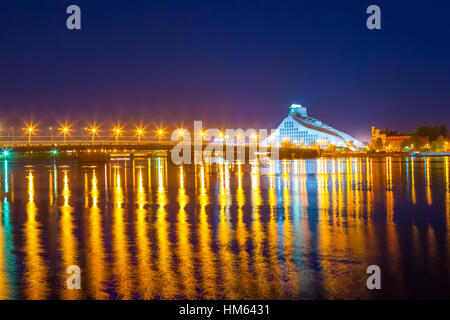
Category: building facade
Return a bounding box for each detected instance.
[371,126,410,151]
[262,104,362,150]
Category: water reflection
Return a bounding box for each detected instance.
[85,168,108,299]
[446,157,450,224]
[425,157,432,206]
[176,165,195,299]
[59,170,80,299]
[0,161,16,299]
[217,162,238,299]
[197,162,217,299]
[0,156,448,299]
[267,169,282,298]
[385,157,401,297]
[135,166,154,299]
[112,164,133,299]
[235,162,252,297]
[251,161,270,298]
[156,158,177,299]
[23,169,48,299]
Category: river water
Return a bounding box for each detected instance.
[0,156,449,299]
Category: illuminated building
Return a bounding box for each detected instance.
[262,104,362,149]
[371,126,410,151]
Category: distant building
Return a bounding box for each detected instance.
[262,104,362,150]
[371,126,410,151]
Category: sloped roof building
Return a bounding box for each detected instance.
[262,104,362,150]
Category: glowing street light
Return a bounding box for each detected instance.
[58,123,72,144]
[49,127,54,144]
[2,149,10,158]
[135,126,145,144]
[23,123,37,145]
[156,127,166,142]
[112,125,124,143]
[251,133,258,145]
[176,128,186,142]
[195,130,205,143]
[86,124,100,144]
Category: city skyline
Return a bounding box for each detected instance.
[1,1,450,307]
[1,0,449,144]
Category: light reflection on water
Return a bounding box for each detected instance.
[0,157,449,299]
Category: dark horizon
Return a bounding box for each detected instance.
[1,0,449,142]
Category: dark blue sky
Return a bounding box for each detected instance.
[0,0,449,141]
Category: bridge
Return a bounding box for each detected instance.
[1,139,178,163]
[0,136,320,162]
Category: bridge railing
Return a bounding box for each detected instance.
[0,136,173,147]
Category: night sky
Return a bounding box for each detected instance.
[1,0,449,142]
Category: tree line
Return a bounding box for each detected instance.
[404,125,449,151]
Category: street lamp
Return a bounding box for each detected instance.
[87,124,99,144]
[113,125,124,144]
[49,127,54,144]
[2,149,10,158]
[58,124,71,144]
[10,127,14,145]
[156,127,166,143]
[136,126,145,144]
[177,128,185,142]
[23,123,36,145]
[236,133,242,145]
[251,133,258,145]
